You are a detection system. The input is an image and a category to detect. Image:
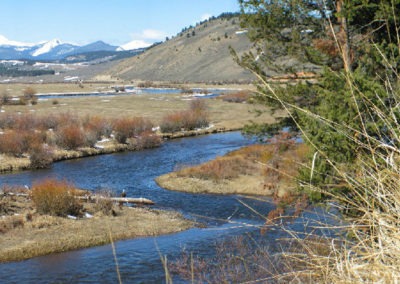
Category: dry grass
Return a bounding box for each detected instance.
[0,192,193,263]
[0,88,282,130]
[0,83,113,97]
[156,142,309,197]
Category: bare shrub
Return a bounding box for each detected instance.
[23,87,37,98]
[29,143,53,169]
[93,190,115,215]
[83,116,113,139]
[0,131,23,156]
[160,111,186,133]
[55,125,87,150]
[113,117,153,143]
[160,100,209,133]
[219,91,251,103]
[31,179,82,217]
[0,130,42,156]
[134,131,162,150]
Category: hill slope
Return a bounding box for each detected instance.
[98,17,256,84]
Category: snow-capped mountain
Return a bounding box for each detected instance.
[0,35,149,61]
[0,35,35,47]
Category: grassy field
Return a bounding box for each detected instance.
[0,85,282,130]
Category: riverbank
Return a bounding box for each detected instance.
[0,85,284,173]
[0,126,238,173]
[156,143,309,197]
[0,190,194,263]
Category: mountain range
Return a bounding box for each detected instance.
[0,35,147,61]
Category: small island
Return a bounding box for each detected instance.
[0,181,194,263]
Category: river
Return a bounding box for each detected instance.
[0,132,339,283]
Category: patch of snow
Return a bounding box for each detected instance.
[64,76,79,81]
[235,30,248,35]
[31,39,62,57]
[85,212,93,218]
[0,60,25,65]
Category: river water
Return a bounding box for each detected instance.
[0,132,339,283]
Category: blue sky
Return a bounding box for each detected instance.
[0,0,240,47]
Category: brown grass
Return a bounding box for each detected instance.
[0,89,281,130]
[156,142,310,197]
[0,207,193,263]
[0,189,193,263]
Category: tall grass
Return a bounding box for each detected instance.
[243,55,400,283]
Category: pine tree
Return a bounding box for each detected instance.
[237,0,400,199]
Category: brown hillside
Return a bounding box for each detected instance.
[98,17,257,84]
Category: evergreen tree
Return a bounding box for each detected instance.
[237,0,400,199]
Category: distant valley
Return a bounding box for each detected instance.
[0,13,320,84]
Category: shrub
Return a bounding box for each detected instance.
[219,91,251,103]
[23,87,37,97]
[31,179,82,217]
[29,143,53,169]
[160,100,209,133]
[56,125,87,150]
[160,111,186,133]
[93,190,115,215]
[113,117,153,143]
[134,131,162,150]
[0,131,24,156]
[83,116,113,139]
[0,130,43,156]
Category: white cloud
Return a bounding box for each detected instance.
[117,40,152,51]
[200,13,212,22]
[131,29,167,41]
[118,29,167,51]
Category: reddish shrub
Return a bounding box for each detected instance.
[134,131,162,150]
[113,117,153,143]
[56,125,87,150]
[0,130,43,156]
[160,111,186,133]
[160,100,209,133]
[83,116,113,139]
[219,91,251,103]
[0,131,24,156]
[31,179,82,217]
